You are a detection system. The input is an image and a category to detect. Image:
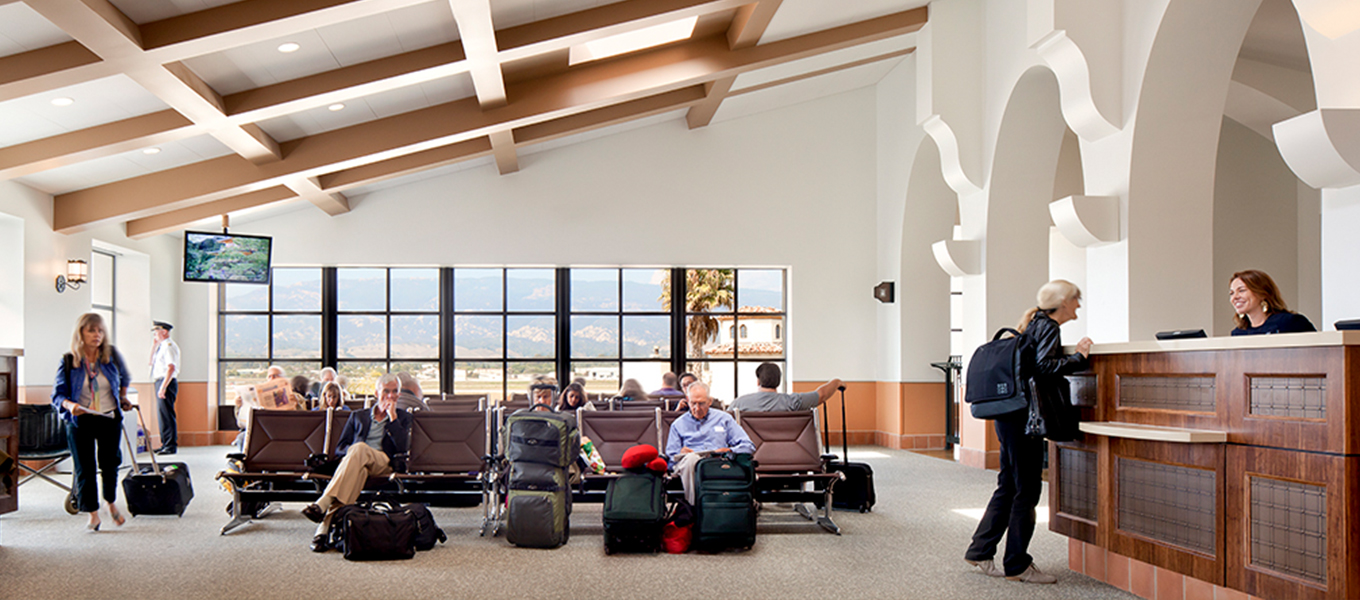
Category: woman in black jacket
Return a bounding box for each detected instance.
[965,280,1092,584]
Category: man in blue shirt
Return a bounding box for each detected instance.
[665,381,755,503]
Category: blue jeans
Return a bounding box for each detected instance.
[67,414,123,512]
[964,415,1046,576]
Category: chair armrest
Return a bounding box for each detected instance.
[226,453,246,461]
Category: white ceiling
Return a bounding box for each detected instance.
[181,2,461,95]
[0,2,72,58]
[255,73,476,142]
[18,133,233,194]
[0,74,169,147]
[489,0,628,29]
[761,0,930,43]
[107,0,238,24]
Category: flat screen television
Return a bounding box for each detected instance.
[183,230,272,284]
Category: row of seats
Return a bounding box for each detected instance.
[217,405,843,537]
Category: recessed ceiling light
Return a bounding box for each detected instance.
[143,147,161,155]
[277,42,301,53]
[328,103,345,112]
[568,16,698,66]
[51,97,74,107]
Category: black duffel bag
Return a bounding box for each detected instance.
[328,503,417,561]
[404,503,447,551]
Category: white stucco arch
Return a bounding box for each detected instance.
[901,135,955,376]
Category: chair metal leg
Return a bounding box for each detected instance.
[817,488,842,535]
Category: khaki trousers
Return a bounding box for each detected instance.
[319,442,391,532]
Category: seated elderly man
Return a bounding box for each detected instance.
[730,362,843,413]
[301,372,413,552]
[395,371,430,411]
[665,381,755,504]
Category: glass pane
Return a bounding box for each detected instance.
[391,361,439,397]
[338,268,386,311]
[455,361,504,402]
[621,362,669,396]
[90,252,113,307]
[391,268,439,312]
[224,282,267,311]
[683,269,734,314]
[623,316,669,358]
[685,314,724,358]
[391,315,439,359]
[509,362,556,400]
[270,362,322,394]
[507,315,554,358]
[571,316,618,359]
[272,268,321,311]
[219,361,269,406]
[737,269,784,312]
[93,308,115,343]
[455,268,501,311]
[272,314,321,358]
[223,315,267,358]
[338,361,387,398]
[737,361,780,396]
[338,315,386,359]
[455,315,502,358]
[733,316,784,359]
[571,268,618,312]
[622,268,667,312]
[689,361,736,405]
[507,268,554,312]
[570,361,619,396]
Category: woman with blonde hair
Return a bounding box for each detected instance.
[51,313,133,532]
[966,280,1092,584]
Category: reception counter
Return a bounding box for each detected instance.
[1050,332,1358,600]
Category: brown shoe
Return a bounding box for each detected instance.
[965,558,1004,577]
[1007,564,1057,584]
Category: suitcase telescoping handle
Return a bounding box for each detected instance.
[127,404,164,478]
[838,385,848,461]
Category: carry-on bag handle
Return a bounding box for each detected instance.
[838,385,848,461]
[129,404,164,477]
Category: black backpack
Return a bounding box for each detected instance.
[965,328,1035,419]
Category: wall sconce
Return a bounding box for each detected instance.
[56,259,87,293]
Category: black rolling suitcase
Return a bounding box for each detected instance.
[692,453,756,552]
[121,406,194,517]
[602,471,666,554]
[822,386,875,512]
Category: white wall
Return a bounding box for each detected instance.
[0,212,23,351]
[1320,184,1360,328]
[213,90,882,382]
[0,180,184,388]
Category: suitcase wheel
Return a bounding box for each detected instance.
[859,506,869,513]
[65,492,78,515]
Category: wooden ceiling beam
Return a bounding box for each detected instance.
[53,7,927,233]
[317,137,493,192]
[686,0,782,129]
[489,130,518,174]
[0,109,195,179]
[0,42,108,101]
[284,176,350,215]
[727,47,917,97]
[496,0,747,61]
[137,0,435,60]
[125,186,297,239]
[448,0,505,108]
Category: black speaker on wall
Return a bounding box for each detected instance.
[874,281,895,304]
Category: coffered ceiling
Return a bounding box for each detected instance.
[0,0,928,238]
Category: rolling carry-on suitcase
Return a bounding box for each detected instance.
[505,447,572,548]
[692,453,756,551]
[121,406,194,517]
[602,471,666,554]
[822,386,875,512]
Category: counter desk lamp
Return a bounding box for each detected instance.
[56,259,88,293]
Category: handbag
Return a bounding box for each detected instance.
[1024,378,1080,442]
[328,502,417,561]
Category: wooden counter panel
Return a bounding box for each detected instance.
[1050,439,1100,545]
[1226,446,1359,600]
[1105,438,1225,585]
[1090,347,1359,455]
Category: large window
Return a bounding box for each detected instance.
[216,267,787,404]
[682,269,787,401]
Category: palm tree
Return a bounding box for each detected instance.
[659,269,735,357]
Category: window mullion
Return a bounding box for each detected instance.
[322,267,337,369]
[556,268,570,388]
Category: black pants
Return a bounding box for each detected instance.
[156,378,178,450]
[965,415,1046,576]
[68,415,122,512]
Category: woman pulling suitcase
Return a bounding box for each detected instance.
[51,313,133,532]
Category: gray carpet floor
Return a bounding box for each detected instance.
[1,445,1136,600]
